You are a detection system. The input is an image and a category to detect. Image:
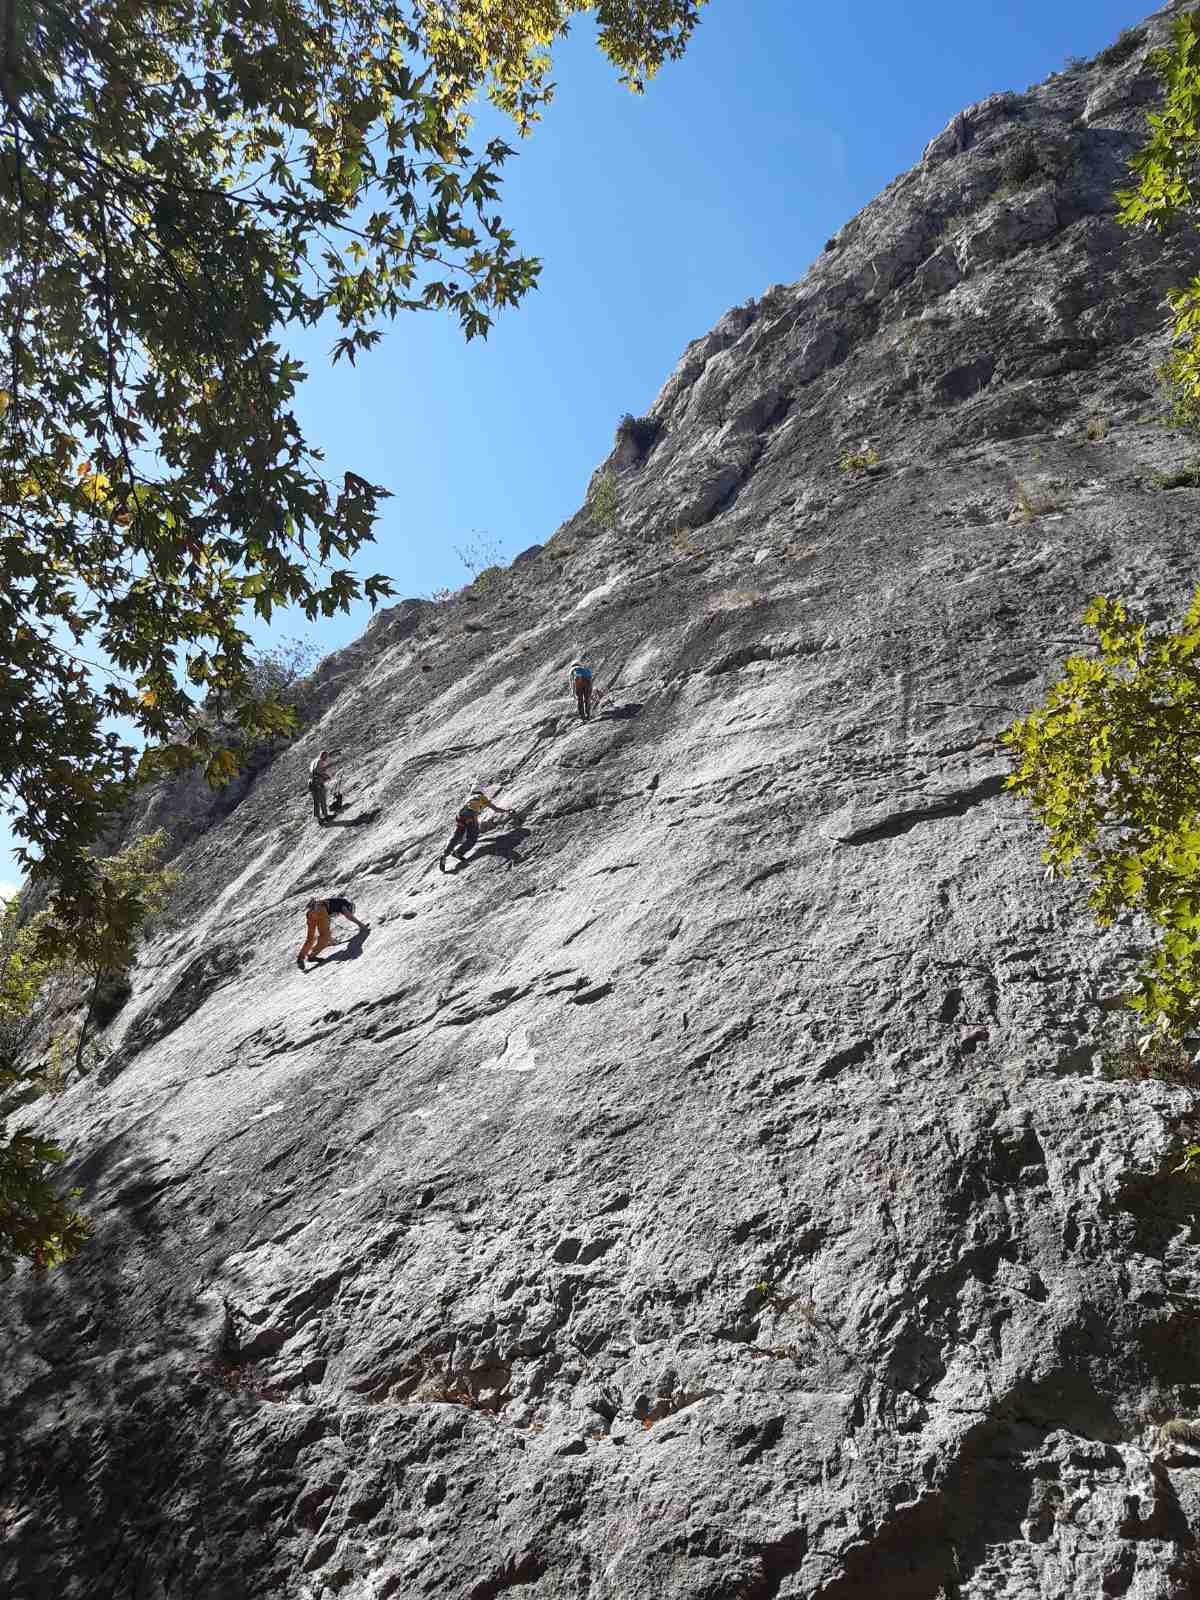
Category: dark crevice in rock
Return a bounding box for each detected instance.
[836,774,1007,844]
[468,1550,546,1599]
[708,636,825,676]
[937,354,996,402]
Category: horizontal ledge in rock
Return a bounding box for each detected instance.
[826,772,1008,845]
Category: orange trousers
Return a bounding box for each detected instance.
[298,905,333,961]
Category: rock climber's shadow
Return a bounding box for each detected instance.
[324,806,383,829]
[595,701,643,722]
[311,927,371,964]
[460,825,531,869]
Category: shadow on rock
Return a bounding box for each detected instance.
[311,927,371,964]
[459,826,531,869]
[324,806,382,829]
[0,1126,296,1600]
[596,701,643,722]
[104,942,249,1079]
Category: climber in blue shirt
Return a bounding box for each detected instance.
[569,658,594,722]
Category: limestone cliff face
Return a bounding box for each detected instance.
[8,8,1200,1598]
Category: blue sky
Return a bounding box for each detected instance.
[0,0,1154,891]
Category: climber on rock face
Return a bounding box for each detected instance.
[569,658,594,722]
[308,750,336,825]
[297,896,369,966]
[440,781,512,871]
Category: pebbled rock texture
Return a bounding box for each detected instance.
[7,7,1200,1598]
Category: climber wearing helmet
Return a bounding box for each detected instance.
[440,781,512,871]
[568,657,594,722]
[297,894,370,966]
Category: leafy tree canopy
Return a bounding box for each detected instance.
[1006,593,1200,1039]
[0,0,707,898]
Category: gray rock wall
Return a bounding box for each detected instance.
[6,7,1200,1597]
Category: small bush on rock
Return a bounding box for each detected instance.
[589,470,619,531]
[838,443,880,474]
[243,637,318,702]
[1011,479,1071,520]
[1101,1031,1199,1088]
[1099,28,1144,69]
[468,564,502,596]
[996,142,1042,198]
[455,531,505,580]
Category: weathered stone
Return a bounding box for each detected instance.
[6,7,1200,1600]
[955,185,1060,272]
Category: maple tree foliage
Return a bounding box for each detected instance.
[1007,595,1200,1040]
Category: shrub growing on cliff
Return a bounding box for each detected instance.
[1119,14,1200,425]
[1011,479,1071,520]
[996,141,1042,198]
[455,532,506,583]
[0,832,178,1276]
[37,830,179,1075]
[243,639,319,704]
[1006,592,1200,1038]
[0,0,708,914]
[838,443,880,474]
[1099,27,1146,70]
[589,471,620,531]
[0,895,87,1278]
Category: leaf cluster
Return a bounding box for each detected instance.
[1006,592,1200,1035]
[1117,14,1200,235]
[838,442,880,474]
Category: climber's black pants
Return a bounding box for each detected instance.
[445,811,479,857]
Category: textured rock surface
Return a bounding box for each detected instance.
[7,7,1200,1597]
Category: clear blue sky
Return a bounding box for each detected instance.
[0,0,1153,891]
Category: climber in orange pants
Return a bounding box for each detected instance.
[297,900,333,966]
[297,896,369,967]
